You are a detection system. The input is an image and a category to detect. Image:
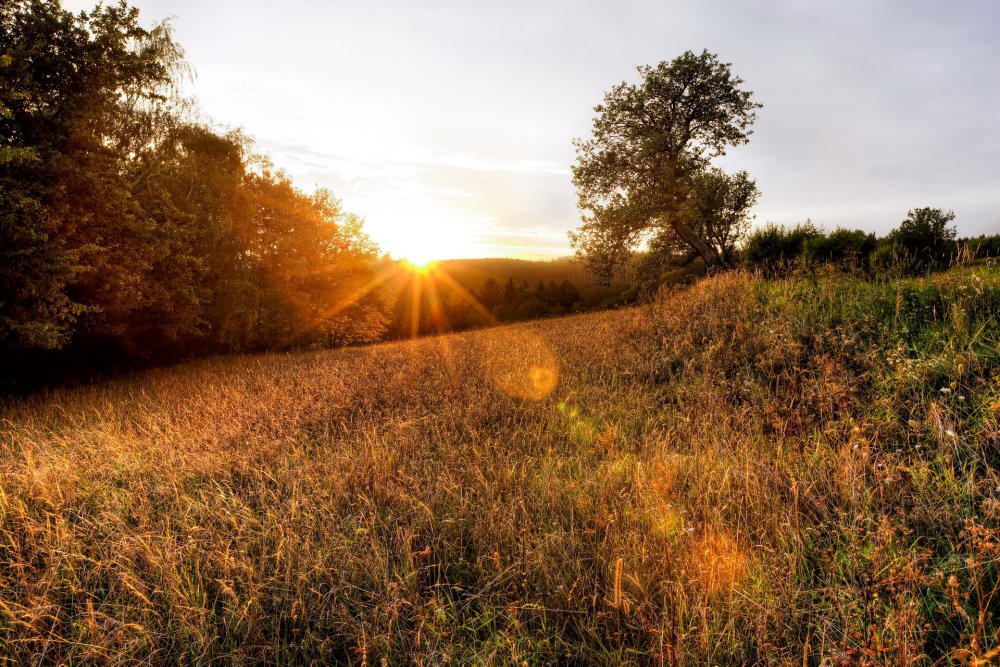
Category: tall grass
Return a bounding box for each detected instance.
[2,268,999,664]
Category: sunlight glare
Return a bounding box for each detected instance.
[402,256,437,272]
[480,329,559,401]
[369,211,480,264]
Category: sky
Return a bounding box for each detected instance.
[68,0,1000,261]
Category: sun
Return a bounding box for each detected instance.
[385,231,444,269]
[402,256,437,272]
[398,244,441,270]
[367,212,474,268]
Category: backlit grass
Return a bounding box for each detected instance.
[2,268,999,664]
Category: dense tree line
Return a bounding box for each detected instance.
[481,277,582,321]
[433,257,605,291]
[741,208,1000,277]
[1,1,387,388]
[383,265,611,339]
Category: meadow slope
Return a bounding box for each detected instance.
[2,270,1000,665]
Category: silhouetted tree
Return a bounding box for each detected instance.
[477,278,501,312]
[889,208,956,259]
[516,297,545,320]
[869,208,957,276]
[555,281,581,311]
[534,280,548,305]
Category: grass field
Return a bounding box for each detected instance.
[2,269,1000,665]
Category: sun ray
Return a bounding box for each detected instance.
[422,270,452,334]
[408,271,423,339]
[428,265,498,325]
[303,262,403,331]
[419,275,463,390]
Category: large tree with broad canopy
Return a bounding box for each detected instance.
[571,50,761,281]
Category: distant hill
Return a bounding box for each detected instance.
[432,257,619,291]
[378,257,634,338]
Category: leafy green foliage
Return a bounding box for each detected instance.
[871,207,959,275]
[742,221,878,276]
[738,211,996,279]
[0,1,387,387]
[571,50,761,279]
[891,207,958,256]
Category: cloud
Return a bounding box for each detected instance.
[120,0,1000,251]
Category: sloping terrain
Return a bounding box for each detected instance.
[2,270,999,664]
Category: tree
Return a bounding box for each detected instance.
[679,168,759,266]
[639,168,760,276]
[477,278,501,312]
[555,280,581,311]
[1,0,390,387]
[0,0,181,349]
[889,208,956,258]
[869,207,957,276]
[570,50,761,281]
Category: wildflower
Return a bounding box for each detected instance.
[940,387,952,394]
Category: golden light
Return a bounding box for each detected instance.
[692,530,748,595]
[402,258,437,273]
[374,213,476,266]
[480,329,559,401]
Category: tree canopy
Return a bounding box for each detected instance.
[571,50,761,281]
[0,0,387,387]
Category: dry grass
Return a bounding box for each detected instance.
[2,269,1000,664]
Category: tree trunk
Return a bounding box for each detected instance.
[669,217,723,274]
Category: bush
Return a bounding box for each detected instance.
[741,221,820,275]
[742,222,875,276]
[803,227,877,269]
[875,208,957,275]
[960,234,1000,261]
[740,210,965,280]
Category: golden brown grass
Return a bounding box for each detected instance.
[2,269,999,664]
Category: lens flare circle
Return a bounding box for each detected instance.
[480,329,559,401]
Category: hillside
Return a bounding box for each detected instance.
[2,269,999,664]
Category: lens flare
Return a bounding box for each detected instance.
[480,329,559,401]
[692,531,748,594]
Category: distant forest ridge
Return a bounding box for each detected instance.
[378,257,633,340]
[433,257,605,288]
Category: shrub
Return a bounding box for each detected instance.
[875,207,958,275]
[741,221,820,275]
